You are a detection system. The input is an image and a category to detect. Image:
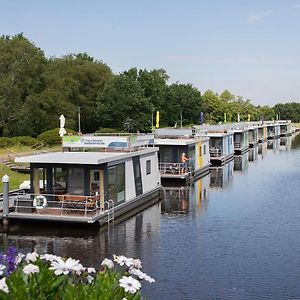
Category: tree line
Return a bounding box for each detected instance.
[0,34,299,137]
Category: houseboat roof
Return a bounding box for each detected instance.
[154,138,197,146]
[15,148,158,165]
[207,132,233,138]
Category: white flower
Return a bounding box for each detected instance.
[101,258,114,269]
[133,259,142,269]
[23,264,40,275]
[87,267,96,273]
[49,257,83,276]
[144,274,155,283]
[73,263,84,275]
[40,254,59,262]
[129,268,155,283]
[0,265,5,276]
[25,252,39,263]
[87,275,94,284]
[0,278,9,294]
[119,276,141,294]
[113,255,134,267]
[15,253,25,265]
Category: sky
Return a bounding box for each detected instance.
[1,0,300,106]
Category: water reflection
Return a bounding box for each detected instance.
[279,136,292,151]
[267,138,280,151]
[234,151,249,171]
[258,142,267,158]
[210,160,234,188]
[161,175,210,215]
[248,146,258,162]
[0,203,161,267]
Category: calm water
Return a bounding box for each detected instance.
[1,135,300,300]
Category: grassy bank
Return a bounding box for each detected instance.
[0,164,29,193]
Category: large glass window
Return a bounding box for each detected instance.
[108,164,125,203]
[53,168,68,194]
[67,168,84,195]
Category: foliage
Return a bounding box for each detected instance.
[0,34,299,136]
[273,102,300,123]
[37,128,76,145]
[0,249,154,300]
[0,136,37,148]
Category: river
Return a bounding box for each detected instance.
[1,135,300,299]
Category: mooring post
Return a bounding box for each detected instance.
[2,174,9,226]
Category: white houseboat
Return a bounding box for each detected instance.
[257,124,268,143]
[232,127,249,154]
[266,122,281,139]
[153,128,210,182]
[278,120,292,137]
[9,134,161,225]
[205,128,234,166]
[248,126,259,148]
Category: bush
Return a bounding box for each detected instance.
[0,248,154,300]
[0,136,38,148]
[37,128,76,145]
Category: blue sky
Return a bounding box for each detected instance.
[1,0,300,105]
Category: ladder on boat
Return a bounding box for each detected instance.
[104,199,115,224]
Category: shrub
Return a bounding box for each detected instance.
[0,136,38,148]
[0,248,154,300]
[37,128,76,146]
[96,127,122,134]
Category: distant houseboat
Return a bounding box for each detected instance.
[10,134,161,225]
[205,129,234,166]
[233,128,249,154]
[153,128,210,182]
[248,126,259,148]
[257,125,268,143]
[278,121,292,137]
[266,122,281,139]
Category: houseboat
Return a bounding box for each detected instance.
[232,127,249,154]
[248,126,259,148]
[205,128,234,166]
[257,124,268,143]
[266,122,281,139]
[278,120,292,137]
[153,128,210,182]
[8,134,161,225]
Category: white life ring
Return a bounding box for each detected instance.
[33,195,47,209]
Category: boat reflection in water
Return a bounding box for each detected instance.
[258,142,267,158]
[279,136,292,151]
[267,138,280,151]
[0,203,161,267]
[161,175,210,215]
[210,160,234,189]
[234,151,249,172]
[248,146,258,162]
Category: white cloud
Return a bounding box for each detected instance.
[246,4,300,23]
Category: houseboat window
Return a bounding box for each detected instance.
[146,160,151,175]
[203,145,206,155]
[53,168,67,194]
[108,164,125,203]
[67,168,84,195]
[160,147,172,162]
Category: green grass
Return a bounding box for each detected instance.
[0,164,29,193]
[0,145,61,156]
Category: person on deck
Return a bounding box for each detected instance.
[180,152,189,174]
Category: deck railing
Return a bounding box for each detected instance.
[159,162,190,175]
[234,142,242,149]
[209,147,223,157]
[7,192,108,218]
